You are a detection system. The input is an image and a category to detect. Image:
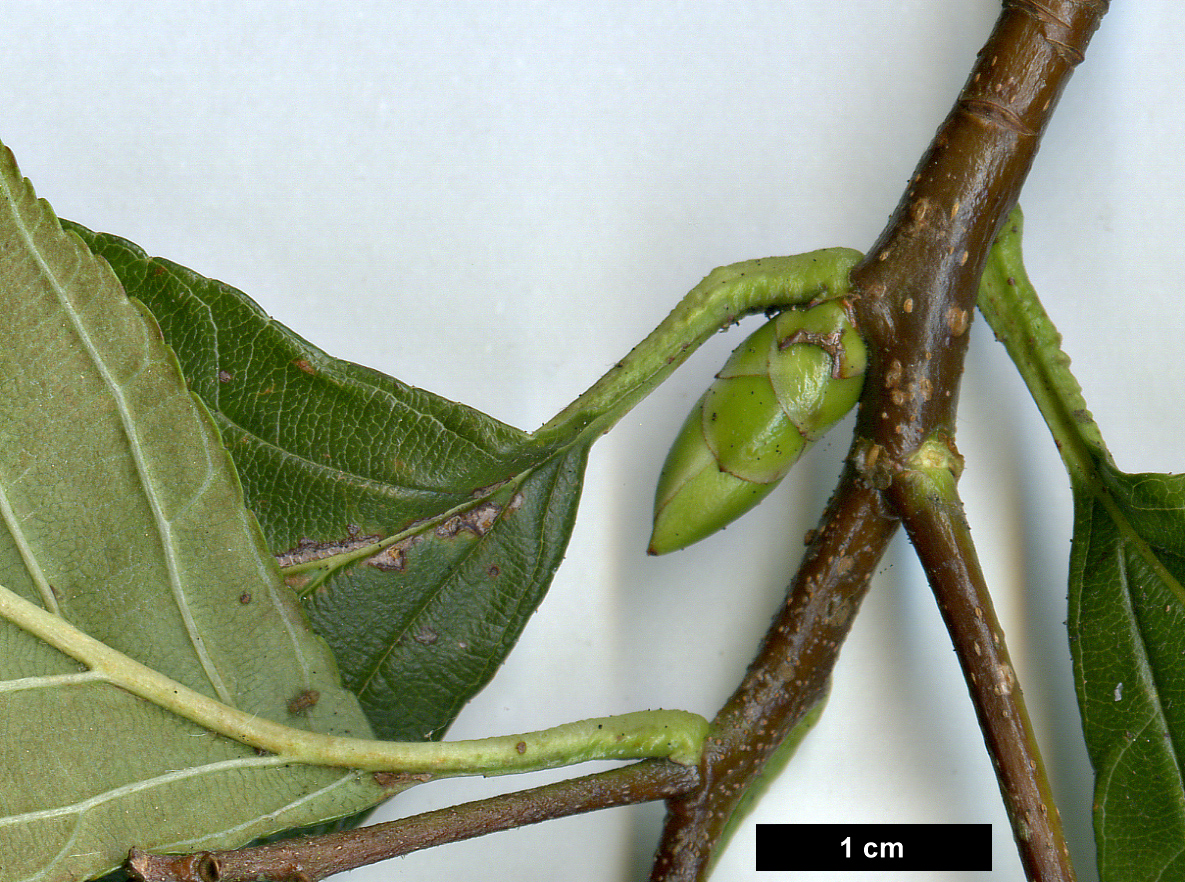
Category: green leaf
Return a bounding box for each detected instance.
[0,146,385,881]
[297,446,588,741]
[63,220,591,742]
[1068,464,1185,880]
[978,208,1185,882]
[59,215,857,750]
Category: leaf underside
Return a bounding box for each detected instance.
[64,221,592,743]
[0,148,386,882]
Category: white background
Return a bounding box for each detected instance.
[4,2,1183,880]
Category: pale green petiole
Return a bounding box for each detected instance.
[976,207,1107,482]
[0,581,707,775]
[978,207,1185,611]
[533,248,863,446]
[286,251,863,584]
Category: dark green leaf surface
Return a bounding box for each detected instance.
[1068,462,1185,882]
[299,445,587,740]
[0,147,385,882]
[65,221,590,741]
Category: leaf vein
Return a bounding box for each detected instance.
[1117,542,1185,818]
[212,410,449,501]
[147,771,364,854]
[0,172,235,705]
[0,670,99,694]
[0,481,59,614]
[0,755,293,829]
[351,472,538,701]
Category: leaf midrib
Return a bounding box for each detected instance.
[1114,540,1185,780]
[1094,477,1185,609]
[344,460,555,698]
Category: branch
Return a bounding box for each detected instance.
[134,3,1113,879]
[651,1,1110,879]
[854,0,1109,457]
[891,441,1076,881]
[651,466,898,878]
[128,759,699,882]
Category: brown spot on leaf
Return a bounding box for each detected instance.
[287,689,320,714]
[277,532,384,568]
[284,573,311,592]
[368,545,406,572]
[470,479,510,499]
[516,741,528,755]
[487,564,501,578]
[412,625,439,645]
[218,370,233,383]
[238,592,252,605]
[435,502,502,539]
[368,535,421,572]
[373,770,433,788]
[293,358,316,375]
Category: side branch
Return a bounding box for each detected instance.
[890,453,1075,881]
[129,759,699,882]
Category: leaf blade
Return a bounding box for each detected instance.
[64,221,592,742]
[303,444,589,740]
[0,144,385,881]
[1068,465,1185,881]
[60,223,537,545]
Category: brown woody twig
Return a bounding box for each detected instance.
[650,1,1109,880]
[650,468,898,879]
[892,458,1076,880]
[127,759,698,882]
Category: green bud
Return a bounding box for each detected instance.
[649,300,866,555]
